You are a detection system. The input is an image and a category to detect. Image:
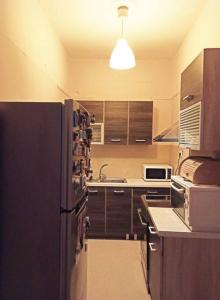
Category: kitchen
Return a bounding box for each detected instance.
[0,0,220,300]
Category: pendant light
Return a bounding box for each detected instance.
[110,5,136,70]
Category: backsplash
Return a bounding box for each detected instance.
[90,144,174,179]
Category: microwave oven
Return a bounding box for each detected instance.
[171,175,220,232]
[143,164,172,181]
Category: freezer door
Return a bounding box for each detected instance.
[64,200,88,300]
[70,240,88,300]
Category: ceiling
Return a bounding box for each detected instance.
[40,0,205,60]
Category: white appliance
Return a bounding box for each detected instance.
[143,164,172,181]
[171,175,220,232]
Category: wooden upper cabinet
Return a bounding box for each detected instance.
[129,101,153,144]
[78,100,104,123]
[104,101,128,144]
[78,100,153,145]
[180,48,220,151]
[180,52,203,110]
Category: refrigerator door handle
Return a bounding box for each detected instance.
[85,216,91,232]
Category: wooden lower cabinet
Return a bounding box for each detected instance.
[87,186,170,239]
[149,234,161,300]
[148,213,220,300]
[87,186,132,239]
[87,187,105,238]
[106,187,131,238]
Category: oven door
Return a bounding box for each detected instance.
[66,199,89,300]
[171,180,185,221]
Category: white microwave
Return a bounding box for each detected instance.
[143,164,172,181]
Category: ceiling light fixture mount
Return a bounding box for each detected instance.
[109,5,136,70]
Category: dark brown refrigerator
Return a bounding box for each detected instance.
[0,99,91,300]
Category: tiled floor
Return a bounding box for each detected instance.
[87,239,151,300]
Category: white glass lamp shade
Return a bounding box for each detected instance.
[109,38,136,70]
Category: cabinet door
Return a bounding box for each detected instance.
[106,187,131,238]
[87,187,105,237]
[104,101,128,144]
[129,101,153,144]
[78,100,104,123]
[149,233,161,300]
[180,52,203,110]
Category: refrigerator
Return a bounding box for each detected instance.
[0,99,91,300]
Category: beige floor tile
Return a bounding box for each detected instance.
[87,239,151,300]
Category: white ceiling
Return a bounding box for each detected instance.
[40,0,205,59]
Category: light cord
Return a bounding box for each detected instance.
[121,17,124,38]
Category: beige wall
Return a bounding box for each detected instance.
[2,1,219,177]
[91,144,173,179]
[69,58,176,178]
[0,0,70,101]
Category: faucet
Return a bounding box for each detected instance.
[98,164,109,182]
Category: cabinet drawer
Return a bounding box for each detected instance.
[134,187,170,198]
[180,52,203,110]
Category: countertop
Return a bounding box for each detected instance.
[147,207,220,239]
[87,178,171,188]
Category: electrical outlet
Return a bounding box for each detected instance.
[178,149,183,158]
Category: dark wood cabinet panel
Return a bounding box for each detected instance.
[180,48,220,151]
[146,209,220,300]
[129,101,153,144]
[149,234,161,300]
[180,52,203,110]
[87,187,105,237]
[106,187,131,237]
[104,101,128,144]
[164,238,220,300]
[78,100,104,123]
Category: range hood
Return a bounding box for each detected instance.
[153,121,179,142]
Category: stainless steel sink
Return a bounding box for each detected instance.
[101,177,127,183]
[90,177,127,183]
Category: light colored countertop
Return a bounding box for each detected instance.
[148,207,220,239]
[87,178,171,188]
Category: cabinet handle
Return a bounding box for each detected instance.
[137,208,147,226]
[111,139,121,142]
[182,95,194,102]
[149,242,157,252]
[149,226,157,234]
[113,190,125,194]
[147,190,158,194]
[88,189,98,194]
[135,139,146,142]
